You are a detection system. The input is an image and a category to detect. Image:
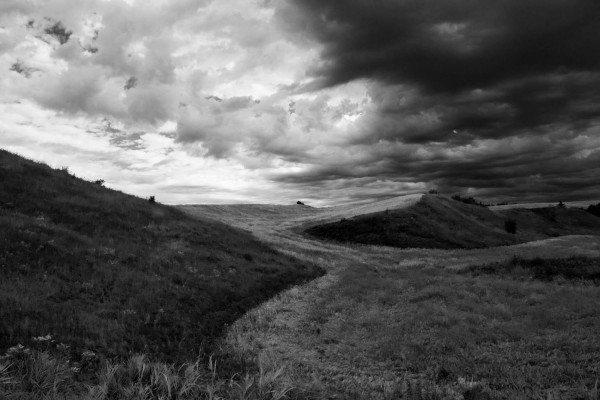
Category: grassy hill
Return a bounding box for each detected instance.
[306,194,600,248]
[0,149,323,366]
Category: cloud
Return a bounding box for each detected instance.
[272,123,600,203]
[20,64,126,118]
[2,0,600,205]
[260,0,600,203]
[276,0,600,93]
[272,1,600,147]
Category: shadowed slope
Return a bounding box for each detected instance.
[306,194,600,249]
[0,149,323,363]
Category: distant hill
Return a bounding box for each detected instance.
[491,200,600,210]
[305,194,600,249]
[179,194,424,235]
[0,149,323,363]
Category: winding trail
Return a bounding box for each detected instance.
[179,196,600,398]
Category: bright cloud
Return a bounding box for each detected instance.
[1,0,600,205]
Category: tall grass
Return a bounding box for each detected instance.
[0,348,296,400]
[0,346,79,399]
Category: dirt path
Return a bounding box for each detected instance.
[181,202,600,399]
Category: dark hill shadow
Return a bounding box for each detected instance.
[0,149,324,364]
[305,194,600,249]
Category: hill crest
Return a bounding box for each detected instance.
[0,149,323,362]
[305,194,600,249]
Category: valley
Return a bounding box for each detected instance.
[182,196,600,399]
[2,149,600,399]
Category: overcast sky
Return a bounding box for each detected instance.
[1,0,599,206]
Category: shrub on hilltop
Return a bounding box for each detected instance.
[451,194,487,207]
[587,202,600,218]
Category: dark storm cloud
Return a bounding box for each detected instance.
[273,125,600,203]
[270,0,600,203]
[276,0,600,144]
[351,71,600,146]
[277,0,600,94]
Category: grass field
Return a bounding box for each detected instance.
[184,202,600,399]
[0,149,323,399]
[2,147,600,399]
[305,194,600,249]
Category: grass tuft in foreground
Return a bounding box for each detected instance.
[0,345,298,400]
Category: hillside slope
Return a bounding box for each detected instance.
[0,149,323,363]
[306,194,600,249]
[181,194,422,230]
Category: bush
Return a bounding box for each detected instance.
[296,201,304,205]
[587,203,600,218]
[557,201,566,208]
[148,196,156,204]
[94,179,105,186]
[504,219,517,234]
[451,194,486,207]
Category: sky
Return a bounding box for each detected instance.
[1,0,600,206]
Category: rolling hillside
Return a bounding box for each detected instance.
[306,194,600,249]
[0,149,323,364]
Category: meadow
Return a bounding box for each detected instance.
[186,201,600,399]
[2,148,600,399]
[0,150,322,399]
